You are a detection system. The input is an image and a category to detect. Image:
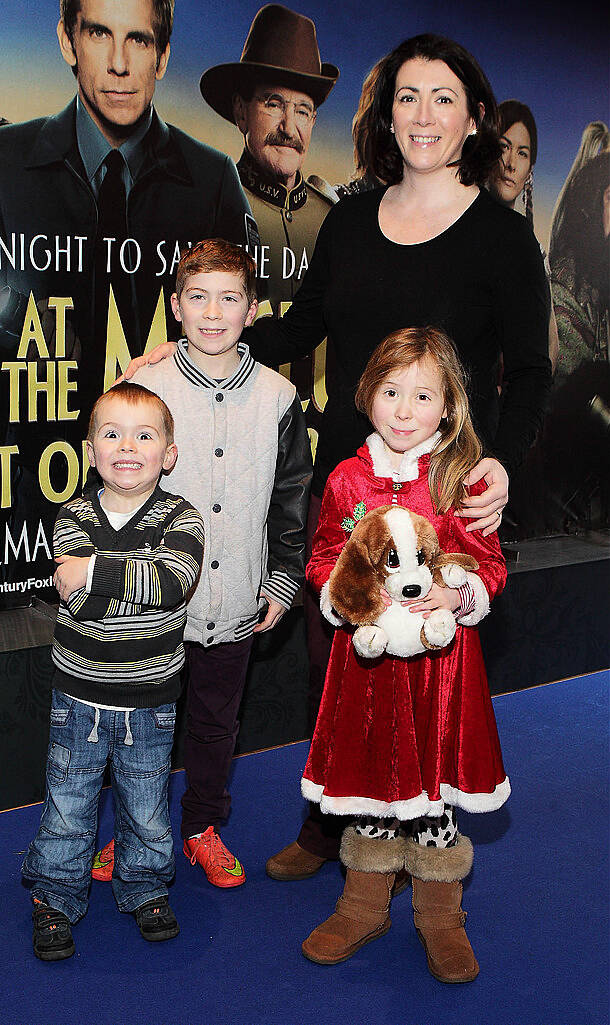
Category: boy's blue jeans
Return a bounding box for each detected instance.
[22,689,176,923]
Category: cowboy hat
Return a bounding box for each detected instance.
[200,4,339,124]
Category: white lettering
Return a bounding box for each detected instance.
[282,247,296,279]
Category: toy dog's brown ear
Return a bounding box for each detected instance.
[328,511,389,625]
[432,550,478,586]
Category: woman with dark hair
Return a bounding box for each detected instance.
[489,100,558,377]
[489,99,538,224]
[123,35,551,974]
[245,34,549,530]
[255,33,550,942]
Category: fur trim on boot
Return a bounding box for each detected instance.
[403,833,473,882]
[340,826,408,874]
[408,835,479,984]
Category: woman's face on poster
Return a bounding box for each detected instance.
[391,58,476,177]
[492,121,532,206]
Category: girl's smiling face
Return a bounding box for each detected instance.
[371,358,447,468]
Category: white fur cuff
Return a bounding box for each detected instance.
[320,580,345,627]
[455,571,490,626]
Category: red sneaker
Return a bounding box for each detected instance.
[91,838,115,881]
[183,827,245,888]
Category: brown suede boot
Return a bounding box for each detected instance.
[405,834,479,984]
[301,826,407,965]
[266,842,327,881]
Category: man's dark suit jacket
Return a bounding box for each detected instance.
[0,99,252,410]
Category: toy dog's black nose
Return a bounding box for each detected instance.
[402,584,421,598]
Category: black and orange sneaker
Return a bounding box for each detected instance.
[183,827,245,888]
[91,838,114,881]
[133,897,179,942]
[32,900,75,961]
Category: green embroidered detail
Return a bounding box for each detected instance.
[341,501,368,534]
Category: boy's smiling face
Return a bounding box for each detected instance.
[171,271,258,378]
[87,395,177,511]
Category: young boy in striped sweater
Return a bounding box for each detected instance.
[22,383,204,960]
[94,240,312,891]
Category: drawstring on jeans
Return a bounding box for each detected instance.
[87,706,100,743]
[86,707,133,745]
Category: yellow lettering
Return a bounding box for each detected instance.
[253,299,273,322]
[0,362,27,422]
[38,441,80,503]
[17,292,49,359]
[47,297,74,358]
[82,438,91,490]
[0,445,19,508]
[312,338,328,413]
[28,360,56,422]
[103,286,132,392]
[307,426,319,463]
[144,287,168,353]
[57,361,79,421]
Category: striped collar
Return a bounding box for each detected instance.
[174,339,256,390]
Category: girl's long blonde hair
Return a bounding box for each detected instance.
[355,327,482,514]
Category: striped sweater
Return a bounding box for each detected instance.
[52,486,205,707]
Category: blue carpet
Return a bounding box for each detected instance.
[1,671,608,1025]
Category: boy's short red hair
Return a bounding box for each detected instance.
[175,238,257,305]
[88,382,175,444]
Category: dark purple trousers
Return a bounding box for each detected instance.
[297,494,349,860]
[180,635,254,840]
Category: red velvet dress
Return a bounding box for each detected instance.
[302,436,510,821]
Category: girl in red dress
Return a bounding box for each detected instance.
[300,327,509,982]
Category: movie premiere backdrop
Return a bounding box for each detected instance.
[0,0,608,612]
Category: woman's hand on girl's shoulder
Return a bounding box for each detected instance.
[116,341,178,382]
[456,457,509,536]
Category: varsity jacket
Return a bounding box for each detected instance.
[52,486,205,707]
[133,342,312,646]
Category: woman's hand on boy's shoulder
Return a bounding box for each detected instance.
[456,457,509,536]
[117,342,178,383]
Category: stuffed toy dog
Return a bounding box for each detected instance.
[327,505,478,658]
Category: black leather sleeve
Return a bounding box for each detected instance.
[265,395,313,597]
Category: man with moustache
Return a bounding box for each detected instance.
[200,4,339,310]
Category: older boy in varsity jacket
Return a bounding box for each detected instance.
[22,383,205,960]
[117,239,311,888]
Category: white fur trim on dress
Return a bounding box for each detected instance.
[301,778,445,819]
[320,580,346,627]
[301,774,510,817]
[440,775,511,812]
[455,571,490,626]
[366,431,442,483]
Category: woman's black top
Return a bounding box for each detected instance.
[246,186,551,497]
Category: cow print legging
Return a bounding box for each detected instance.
[355,804,458,848]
